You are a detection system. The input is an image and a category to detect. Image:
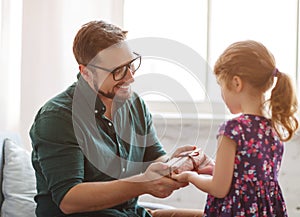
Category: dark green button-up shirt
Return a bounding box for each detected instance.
[30,74,166,217]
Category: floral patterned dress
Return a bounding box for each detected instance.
[204,114,288,217]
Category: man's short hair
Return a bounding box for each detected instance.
[73,20,127,65]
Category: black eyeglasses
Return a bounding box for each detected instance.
[87,52,141,81]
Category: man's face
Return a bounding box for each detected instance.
[86,43,139,100]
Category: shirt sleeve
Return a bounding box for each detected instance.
[217,119,243,146]
[30,111,84,207]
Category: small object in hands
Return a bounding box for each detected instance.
[196,154,215,175]
[166,156,188,176]
[198,154,214,169]
[168,148,215,175]
[167,148,203,175]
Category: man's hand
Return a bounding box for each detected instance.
[142,161,170,181]
[140,162,189,198]
[170,145,196,159]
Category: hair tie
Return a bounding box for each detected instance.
[272,68,279,77]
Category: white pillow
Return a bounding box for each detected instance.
[1,139,37,217]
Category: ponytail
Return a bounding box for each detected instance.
[269,71,298,141]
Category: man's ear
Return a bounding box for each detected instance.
[232,75,243,92]
[79,64,91,82]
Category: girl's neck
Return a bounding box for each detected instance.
[240,93,264,117]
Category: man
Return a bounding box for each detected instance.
[30,20,205,217]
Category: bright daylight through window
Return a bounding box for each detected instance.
[124,0,299,119]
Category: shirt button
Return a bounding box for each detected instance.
[94,110,98,114]
[108,122,112,127]
[102,107,105,111]
[122,167,126,172]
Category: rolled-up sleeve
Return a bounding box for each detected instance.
[30,112,84,206]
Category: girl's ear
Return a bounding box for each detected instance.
[232,75,243,93]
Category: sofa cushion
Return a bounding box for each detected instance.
[1,139,36,217]
[0,132,22,207]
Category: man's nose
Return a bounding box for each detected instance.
[124,67,135,83]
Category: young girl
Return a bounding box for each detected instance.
[172,40,299,216]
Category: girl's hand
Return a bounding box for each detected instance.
[170,145,196,158]
[171,171,197,182]
[197,163,214,175]
[197,155,215,175]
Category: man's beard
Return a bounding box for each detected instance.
[97,89,115,99]
[93,82,131,100]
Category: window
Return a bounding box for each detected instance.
[208,0,298,97]
[124,0,299,119]
[124,0,208,102]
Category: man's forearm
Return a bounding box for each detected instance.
[59,174,146,214]
[59,161,187,215]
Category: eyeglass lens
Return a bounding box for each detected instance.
[113,56,141,81]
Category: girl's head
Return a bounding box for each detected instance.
[214,40,298,141]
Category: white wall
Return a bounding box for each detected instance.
[1,0,299,147]
[19,0,124,148]
[0,0,22,133]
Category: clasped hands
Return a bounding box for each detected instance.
[168,146,214,176]
[144,145,214,182]
[141,146,214,198]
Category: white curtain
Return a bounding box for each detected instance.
[0,0,22,132]
[0,0,124,148]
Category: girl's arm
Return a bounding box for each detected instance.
[172,135,236,198]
